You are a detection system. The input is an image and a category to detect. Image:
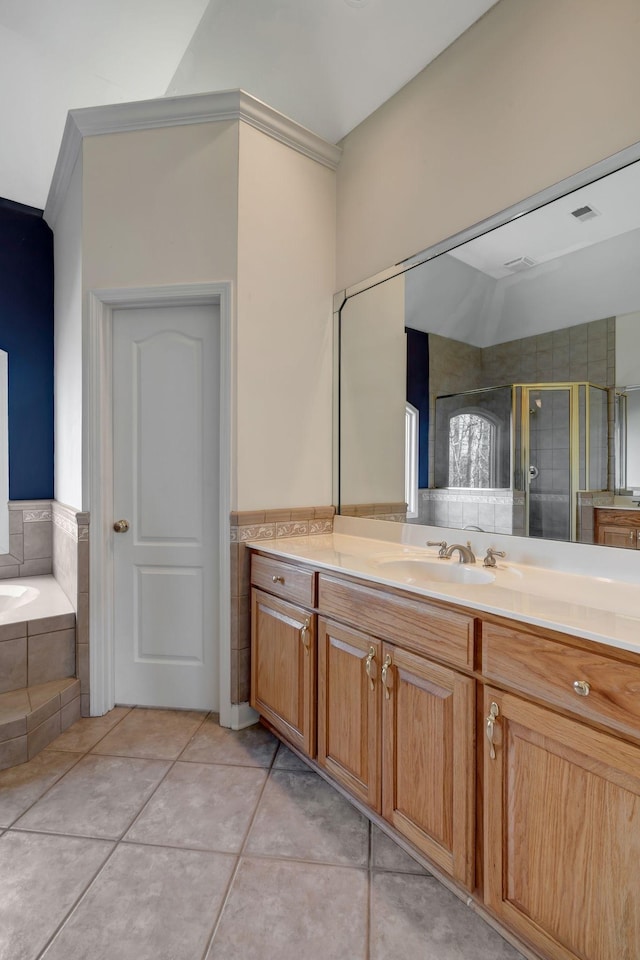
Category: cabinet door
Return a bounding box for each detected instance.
[382,645,475,888]
[484,686,640,960]
[597,524,638,548]
[317,618,381,810]
[250,588,315,757]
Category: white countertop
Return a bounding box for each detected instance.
[249,532,640,656]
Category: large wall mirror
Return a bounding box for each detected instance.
[337,144,640,547]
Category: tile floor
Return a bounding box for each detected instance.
[0,707,526,960]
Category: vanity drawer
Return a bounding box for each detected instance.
[318,574,475,670]
[251,554,316,608]
[482,621,640,741]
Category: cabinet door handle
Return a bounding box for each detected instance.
[486,701,500,760]
[381,654,393,700]
[573,680,590,697]
[300,619,310,655]
[364,646,377,690]
[272,575,285,584]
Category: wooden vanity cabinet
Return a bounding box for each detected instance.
[482,620,640,960]
[250,554,317,757]
[381,644,475,888]
[317,618,381,809]
[317,574,477,888]
[250,549,640,960]
[483,685,640,960]
[594,508,640,548]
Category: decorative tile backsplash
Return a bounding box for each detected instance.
[229,505,335,704]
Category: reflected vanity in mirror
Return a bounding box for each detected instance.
[0,349,8,555]
[336,144,640,546]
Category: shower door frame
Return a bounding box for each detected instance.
[518,383,583,542]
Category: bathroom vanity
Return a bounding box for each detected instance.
[595,507,640,549]
[250,530,640,960]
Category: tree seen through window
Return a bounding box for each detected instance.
[448,413,494,487]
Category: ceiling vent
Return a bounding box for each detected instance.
[503,256,537,273]
[570,204,600,223]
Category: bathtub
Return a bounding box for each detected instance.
[0,575,74,624]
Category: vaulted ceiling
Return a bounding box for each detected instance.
[0,0,498,210]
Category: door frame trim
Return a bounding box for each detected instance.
[86,282,233,724]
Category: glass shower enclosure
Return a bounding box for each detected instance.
[435,382,609,541]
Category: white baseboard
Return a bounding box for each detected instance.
[225,701,259,730]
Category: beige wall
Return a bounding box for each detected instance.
[79,118,336,514]
[336,0,640,289]
[236,122,336,510]
[54,153,83,510]
[82,121,239,292]
[340,275,406,506]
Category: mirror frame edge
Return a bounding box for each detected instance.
[333,137,640,541]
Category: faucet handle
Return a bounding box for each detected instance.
[427,540,448,557]
[483,547,506,568]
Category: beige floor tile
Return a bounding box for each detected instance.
[0,749,79,827]
[272,741,310,771]
[245,769,369,866]
[41,842,236,960]
[91,707,206,759]
[14,754,170,839]
[45,706,132,754]
[125,761,267,853]
[0,831,113,960]
[180,717,278,767]
[370,872,525,960]
[207,856,368,960]
[370,824,430,875]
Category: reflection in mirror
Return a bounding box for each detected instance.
[0,349,7,555]
[338,152,640,545]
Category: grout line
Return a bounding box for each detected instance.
[29,710,215,959]
[33,837,120,960]
[198,731,280,959]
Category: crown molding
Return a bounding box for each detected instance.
[44,89,342,227]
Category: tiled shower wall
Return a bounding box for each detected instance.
[428,318,616,488]
[229,506,335,704]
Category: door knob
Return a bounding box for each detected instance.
[113,519,130,533]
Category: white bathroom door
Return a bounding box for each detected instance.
[112,303,220,709]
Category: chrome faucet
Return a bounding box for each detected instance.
[444,541,476,564]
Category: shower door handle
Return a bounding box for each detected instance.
[528,465,539,481]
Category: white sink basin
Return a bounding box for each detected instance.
[375,557,495,586]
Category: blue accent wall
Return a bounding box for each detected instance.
[406,327,430,488]
[0,198,54,500]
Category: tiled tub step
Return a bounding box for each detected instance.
[0,677,80,771]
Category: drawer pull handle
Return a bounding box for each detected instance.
[486,701,500,760]
[573,680,590,697]
[365,646,377,690]
[381,654,393,700]
[272,575,285,584]
[300,619,310,655]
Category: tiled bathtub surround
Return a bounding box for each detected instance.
[229,507,335,704]
[418,489,526,536]
[4,501,53,578]
[0,605,79,771]
[52,502,90,716]
[0,677,80,771]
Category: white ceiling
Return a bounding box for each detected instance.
[0,0,498,210]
